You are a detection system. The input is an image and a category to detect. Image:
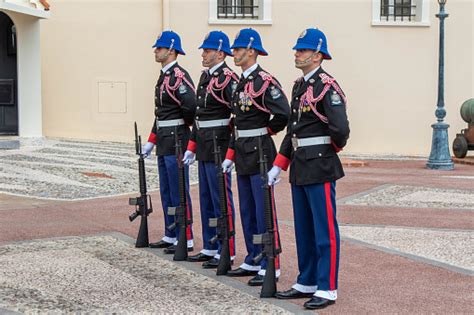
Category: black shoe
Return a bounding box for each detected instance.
[202,258,234,269]
[149,240,173,248]
[247,274,279,287]
[303,296,336,310]
[202,258,219,268]
[163,244,194,254]
[226,267,258,277]
[275,288,314,299]
[187,253,214,262]
[248,274,264,286]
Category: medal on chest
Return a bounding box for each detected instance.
[239,92,252,112]
[301,99,311,113]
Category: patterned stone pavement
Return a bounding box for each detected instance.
[0,138,198,200]
[340,225,473,273]
[340,184,474,210]
[0,235,290,314]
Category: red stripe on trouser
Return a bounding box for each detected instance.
[270,186,280,269]
[185,202,192,240]
[224,172,236,256]
[324,182,337,290]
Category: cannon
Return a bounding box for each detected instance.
[452,98,474,158]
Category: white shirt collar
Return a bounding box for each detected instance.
[208,61,225,75]
[242,63,259,79]
[304,66,320,82]
[161,60,177,74]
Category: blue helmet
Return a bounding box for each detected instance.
[152,30,186,55]
[231,28,268,56]
[199,30,233,56]
[293,28,332,60]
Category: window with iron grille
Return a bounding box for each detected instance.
[218,0,259,19]
[380,0,416,21]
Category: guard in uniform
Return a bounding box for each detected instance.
[142,30,196,253]
[222,28,290,286]
[269,28,350,310]
[183,31,238,268]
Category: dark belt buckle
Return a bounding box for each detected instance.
[291,137,298,151]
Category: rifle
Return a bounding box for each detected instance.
[252,136,282,298]
[209,131,234,275]
[129,122,153,248]
[167,126,192,261]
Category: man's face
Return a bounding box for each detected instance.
[154,47,168,63]
[201,49,219,68]
[232,48,246,66]
[294,49,318,69]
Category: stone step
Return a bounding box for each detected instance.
[0,140,20,150]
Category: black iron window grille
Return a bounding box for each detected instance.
[218,0,259,19]
[381,0,416,21]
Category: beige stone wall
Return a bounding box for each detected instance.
[41,0,163,141]
[41,0,473,155]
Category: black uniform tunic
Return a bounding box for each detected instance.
[188,62,238,162]
[275,67,350,185]
[149,62,196,156]
[227,65,290,175]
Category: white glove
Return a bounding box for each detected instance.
[222,159,234,173]
[142,142,155,159]
[267,166,282,186]
[182,150,196,165]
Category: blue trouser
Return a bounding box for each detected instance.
[157,155,193,241]
[237,173,280,272]
[198,161,236,256]
[291,182,340,291]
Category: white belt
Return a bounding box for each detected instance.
[235,127,268,139]
[196,118,231,129]
[156,118,185,128]
[292,136,331,149]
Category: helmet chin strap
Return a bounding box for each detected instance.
[235,37,254,63]
[234,52,246,64]
[295,38,323,67]
[206,39,223,66]
[295,51,317,67]
[157,39,175,62]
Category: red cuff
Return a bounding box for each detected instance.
[187,140,197,153]
[225,148,235,161]
[267,127,276,136]
[273,153,291,171]
[147,133,157,145]
[331,141,342,153]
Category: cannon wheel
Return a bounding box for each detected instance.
[453,135,468,158]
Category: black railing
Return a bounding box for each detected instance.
[218,0,259,19]
[381,0,416,21]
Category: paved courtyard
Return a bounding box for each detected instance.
[0,235,290,313]
[0,137,199,200]
[0,138,473,313]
